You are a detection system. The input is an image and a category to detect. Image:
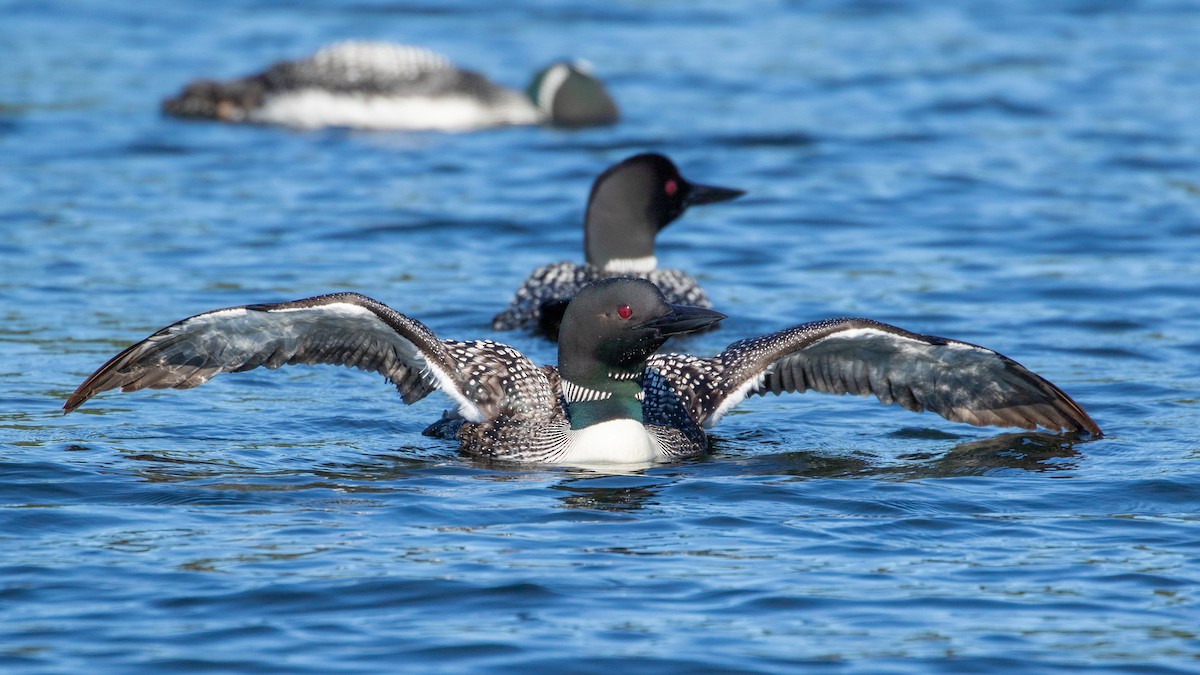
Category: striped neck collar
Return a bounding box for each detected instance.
[601,256,657,274]
[561,374,646,404]
[561,378,611,403]
[533,63,571,115]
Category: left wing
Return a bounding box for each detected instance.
[63,292,554,422]
[647,318,1101,436]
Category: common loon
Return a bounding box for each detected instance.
[64,279,1101,464]
[162,41,618,131]
[492,153,744,339]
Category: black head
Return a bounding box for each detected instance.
[527,61,619,128]
[583,153,745,269]
[557,278,726,384]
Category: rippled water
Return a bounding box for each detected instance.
[4,0,1200,672]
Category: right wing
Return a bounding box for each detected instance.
[648,317,1101,436]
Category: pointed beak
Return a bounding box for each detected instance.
[638,304,727,336]
[684,182,746,207]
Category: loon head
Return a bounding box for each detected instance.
[527,61,618,128]
[557,278,725,428]
[583,153,745,272]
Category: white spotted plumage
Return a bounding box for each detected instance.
[491,261,711,333]
[307,42,453,81]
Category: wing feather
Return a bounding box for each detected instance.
[63,292,550,423]
[654,317,1101,436]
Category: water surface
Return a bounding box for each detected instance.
[3,1,1199,672]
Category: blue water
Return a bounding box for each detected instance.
[4,0,1200,672]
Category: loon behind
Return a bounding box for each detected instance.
[492,153,745,339]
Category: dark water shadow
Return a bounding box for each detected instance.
[738,430,1085,481]
[886,431,1084,478]
[66,429,1087,511]
[540,431,1088,511]
[550,478,666,512]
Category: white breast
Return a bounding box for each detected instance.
[559,419,662,464]
[250,90,540,131]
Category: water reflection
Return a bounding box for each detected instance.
[544,431,1086,511]
[74,430,1085,512]
[741,431,1084,481]
[552,482,663,512]
[888,432,1083,478]
[550,470,685,512]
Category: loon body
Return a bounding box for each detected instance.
[492,153,744,339]
[65,279,1101,464]
[162,41,618,131]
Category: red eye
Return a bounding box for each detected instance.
[664,179,678,197]
[617,305,633,319]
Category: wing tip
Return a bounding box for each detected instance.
[1066,410,1103,439]
[963,401,1103,439]
[1044,380,1103,439]
[63,371,109,413]
[62,390,89,414]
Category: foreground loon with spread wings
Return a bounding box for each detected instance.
[64,279,1101,463]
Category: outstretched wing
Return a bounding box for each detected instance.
[648,318,1101,436]
[63,292,550,422]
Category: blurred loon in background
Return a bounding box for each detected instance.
[162,41,618,131]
